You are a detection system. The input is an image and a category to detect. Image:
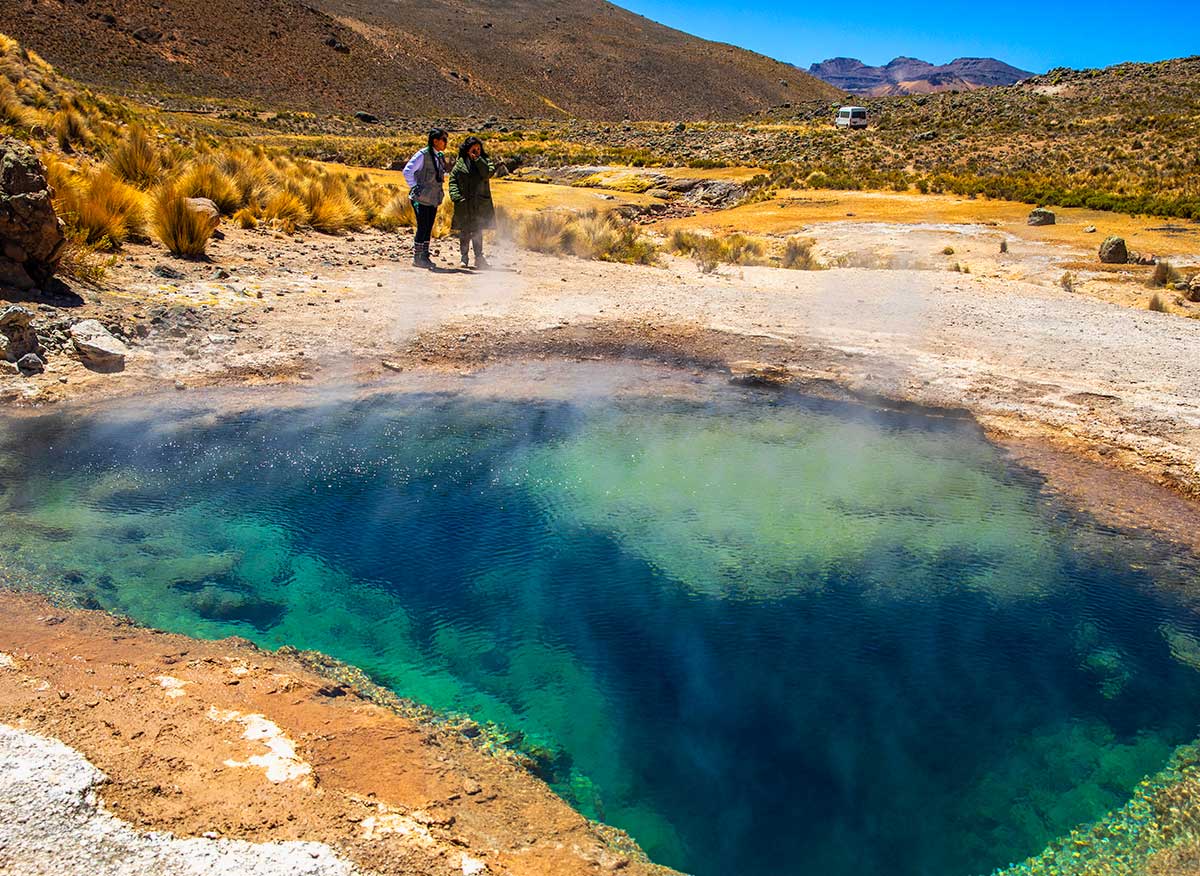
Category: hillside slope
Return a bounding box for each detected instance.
[809,56,1032,95]
[0,0,841,120]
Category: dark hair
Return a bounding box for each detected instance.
[427,128,449,150]
[458,136,486,160]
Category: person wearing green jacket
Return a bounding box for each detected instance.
[448,136,496,269]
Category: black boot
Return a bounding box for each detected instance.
[413,242,434,269]
[459,236,471,269]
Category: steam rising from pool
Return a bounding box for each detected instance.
[2,371,1199,876]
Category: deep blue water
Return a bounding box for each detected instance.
[2,378,1199,876]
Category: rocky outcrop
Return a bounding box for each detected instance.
[0,305,42,363]
[70,319,129,371]
[1099,236,1129,264]
[0,139,66,290]
[1027,208,1056,226]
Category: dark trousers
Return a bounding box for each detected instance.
[414,204,437,246]
[459,230,483,260]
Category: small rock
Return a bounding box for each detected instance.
[1099,236,1128,264]
[207,266,230,281]
[152,264,185,280]
[131,27,163,43]
[17,352,44,375]
[1027,207,1056,226]
[174,380,186,390]
[70,319,129,371]
[1083,225,1097,233]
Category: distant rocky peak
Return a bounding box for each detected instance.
[808,55,1034,96]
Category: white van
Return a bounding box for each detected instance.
[836,106,868,129]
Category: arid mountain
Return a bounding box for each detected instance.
[0,0,841,120]
[808,56,1033,96]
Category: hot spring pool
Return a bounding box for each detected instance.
[2,370,1199,876]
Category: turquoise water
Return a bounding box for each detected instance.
[2,376,1200,876]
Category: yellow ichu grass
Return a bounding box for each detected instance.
[302,176,364,233]
[108,127,161,189]
[260,189,307,234]
[175,158,240,215]
[72,170,147,248]
[152,186,213,257]
[53,107,90,151]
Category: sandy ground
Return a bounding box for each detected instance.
[2,204,1200,872]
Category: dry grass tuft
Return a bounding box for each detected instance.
[108,127,161,189]
[669,228,765,271]
[53,107,90,151]
[515,211,657,264]
[56,230,115,285]
[1148,293,1167,312]
[176,159,240,215]
[260,189,307,234]
[152,187,213,257]
[233,207,259,229]
[517,211,574,254]
[302,176,365,233]
[50,164,147,249]
[781,237,821,270]
[1148,260,1182,288]
[372,193,416,231]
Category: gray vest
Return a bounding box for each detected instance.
[411,148,446,207]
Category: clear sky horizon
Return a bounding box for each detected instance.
[612,1,1200,74]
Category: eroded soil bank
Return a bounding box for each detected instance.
[0,592,672,876]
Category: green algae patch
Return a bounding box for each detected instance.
[519,404,1059,602]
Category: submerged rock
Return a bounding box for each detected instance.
[70,319,129,371]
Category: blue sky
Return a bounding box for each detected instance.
[613,1,1200,73]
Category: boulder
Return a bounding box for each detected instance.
[184,198,221,232]
[354,111,378,124]
[1099,236,1128,264]
[0,139,66,290]
[1027,207,1056,226]
[0,305,40,363]
[16,352,43,375]
[70,319,129,371]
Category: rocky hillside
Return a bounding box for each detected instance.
[0,0,841,120]
[809,56,1033,95]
